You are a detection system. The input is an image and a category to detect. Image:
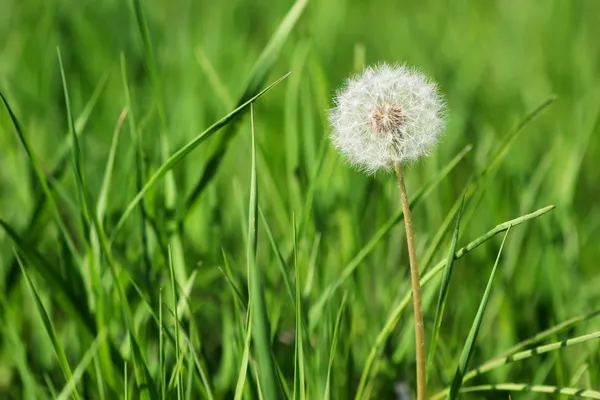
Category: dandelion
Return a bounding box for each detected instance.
[329,63,445,174]
[330,63,447,400]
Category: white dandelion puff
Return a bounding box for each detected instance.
[329,63,446,174]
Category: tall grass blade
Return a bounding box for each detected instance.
[458,383,600,399]
[247,103,280,399]
[460,331,600,385]
[233,308,253,400]
[57,47,92,241]
[498,309,600,358]
[448,228,511,399]
[427,193,466,376]
[168,247,184,400]
[293,214,306,400]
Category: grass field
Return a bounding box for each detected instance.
[1,0,600,398]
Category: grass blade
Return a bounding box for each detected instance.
[448,227,511,399]
[293,214,306,400]
[16,251,81,400]
[57,47,92,242]
[458,383,600,399]
[460,331,600,385]
[168,247,184,400]
[498,309,600,358]
[247,103,279,399]
[427,193,466,376]
[233,309,253,400]
[354,205,554,399]
[111,72,291,238]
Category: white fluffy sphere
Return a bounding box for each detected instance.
[329,63,446,174]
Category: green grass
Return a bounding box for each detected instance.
[1,0,600,398]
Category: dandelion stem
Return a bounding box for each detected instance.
[395,161,427,400]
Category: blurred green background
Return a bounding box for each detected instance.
[1,0,599,398]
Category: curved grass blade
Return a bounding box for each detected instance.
[448,228,511,400]
[498,309,600,358]
[16,251,81,400]
[309,144,473,328]
[354,205,555,400]
[459,331,600,386]
[111,72,291,239]
[56,330,107,400]
[426,193,466,376]
[458,383,600,399]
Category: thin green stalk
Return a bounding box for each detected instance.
[395,162,426,400]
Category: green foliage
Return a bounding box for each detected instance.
[1,0,600,399]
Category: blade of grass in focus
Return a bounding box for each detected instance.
[448,228,511,400]
[247,103,280,400]
[427,193,466,376]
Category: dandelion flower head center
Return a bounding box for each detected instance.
[370,103,405,136]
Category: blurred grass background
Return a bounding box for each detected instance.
[1,0,600,398]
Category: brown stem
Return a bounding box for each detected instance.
[395,162,427,400]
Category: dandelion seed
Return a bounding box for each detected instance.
[329,63,446,174]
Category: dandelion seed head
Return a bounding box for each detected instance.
[329,63,446,174]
